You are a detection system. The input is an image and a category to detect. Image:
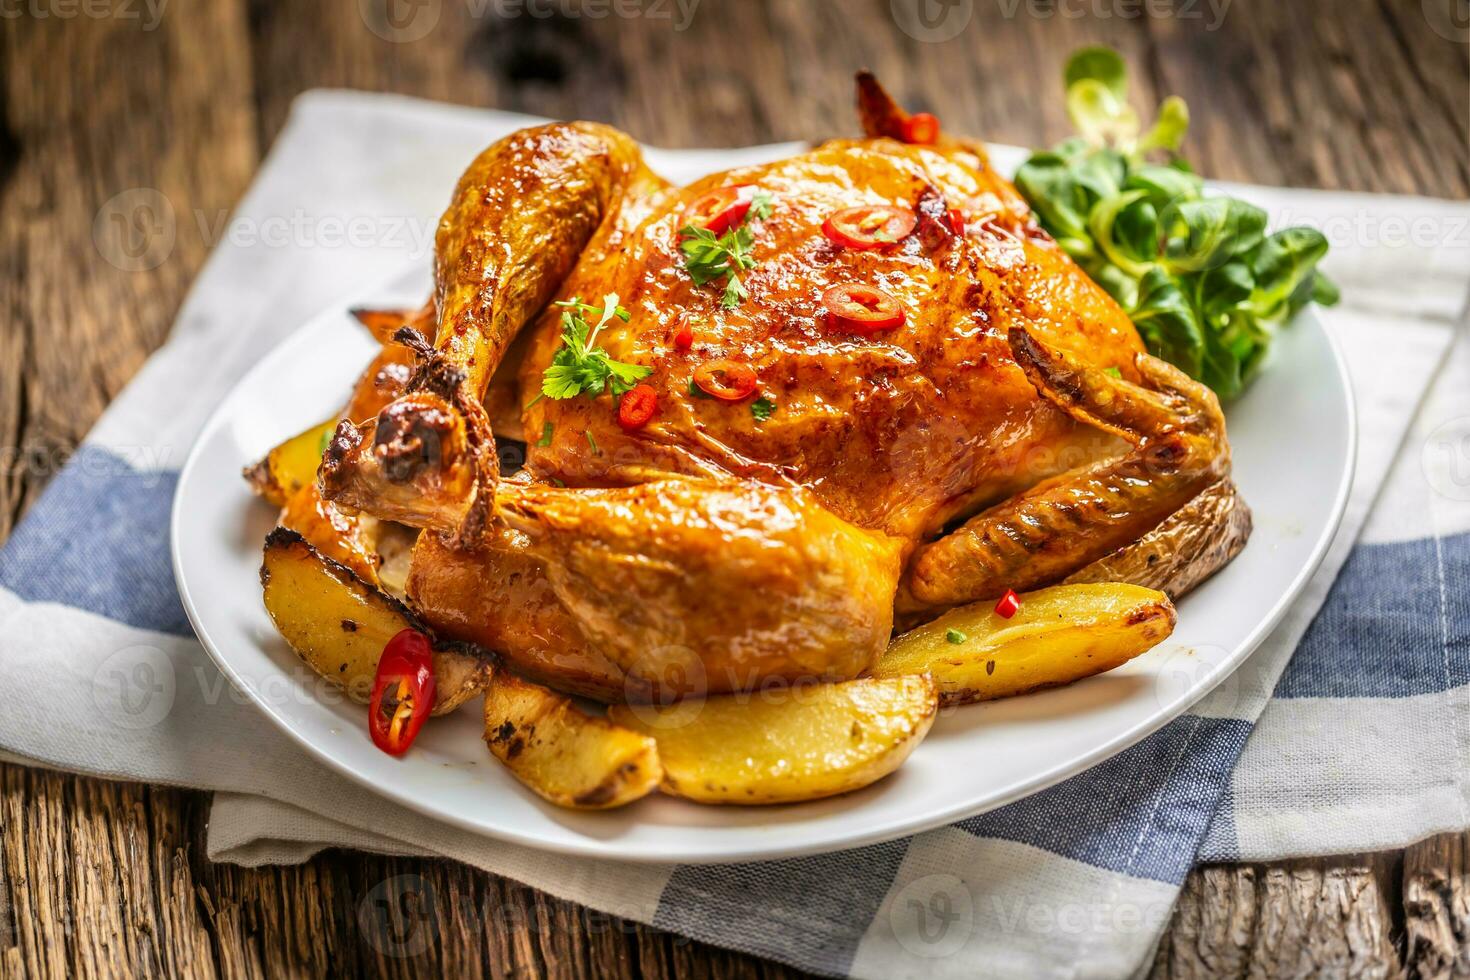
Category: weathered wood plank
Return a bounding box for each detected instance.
[1405,833,1470,979]
[1154,854,1405,980]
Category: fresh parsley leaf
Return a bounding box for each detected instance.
[536,421,554,447]
[945,629,967,645]
[541,362,588,400]
[605,359,652,394]
[554,297,632,324]
[678,192,770,308]
[747,190,774,222]
[721,270,750,309]
[751,397,776,421]
[539,293,651,401]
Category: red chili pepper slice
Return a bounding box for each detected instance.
[692,358,758,402]
[822,205,918,250]
[947,208,967,237]
[681,185,755,235]
[369,629,437,756]
[822,283,906,335]
[901,112,940,145]
[673,316,694,352]
[994,588,1021,620]
[617,383,659,430]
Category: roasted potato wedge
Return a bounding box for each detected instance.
[483,671,661,809]
[608,675,937,805]
[244,419,336,509]
[260,527,485,714]
[871,583,1175,705]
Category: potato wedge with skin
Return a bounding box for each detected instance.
[871,583,1175,706]
[608,676,937,805]
[244,419,336,509]
[483,671,661,809]
[260,527,485,715]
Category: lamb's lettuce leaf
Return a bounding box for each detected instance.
[1014,47,1337,400]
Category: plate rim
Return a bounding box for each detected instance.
[170,283,1357,864]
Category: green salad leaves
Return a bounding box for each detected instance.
[1015,47,1338,399]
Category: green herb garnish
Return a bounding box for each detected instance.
[945,629,967,645]
[540,293,651,401]
[751,397,776,421]
[585,429,600,455]
[1014,47,1336,400]
[678,191,773,309]
[536,421,554,447]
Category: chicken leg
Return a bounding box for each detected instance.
[321,122,656,537]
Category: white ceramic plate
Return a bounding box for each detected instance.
[173,240,1354,868]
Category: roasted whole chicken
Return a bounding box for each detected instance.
[300,75,1248,704]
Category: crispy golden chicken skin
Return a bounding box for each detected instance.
[322,75,1246,700]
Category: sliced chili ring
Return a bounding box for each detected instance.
[901,112,940,145]
[368,629,437,757]
[822,283,906,335]
[617,383,659,430]
[822,205,918,250]
[692,358,758,402]
[681,185,755,235]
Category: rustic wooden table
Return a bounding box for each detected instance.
[2,0,1467,976]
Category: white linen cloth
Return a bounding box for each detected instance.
[0,92,1466,978]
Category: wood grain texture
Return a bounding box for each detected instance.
[1,0,1467,976]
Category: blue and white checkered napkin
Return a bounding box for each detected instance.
[1,93,1466,978]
